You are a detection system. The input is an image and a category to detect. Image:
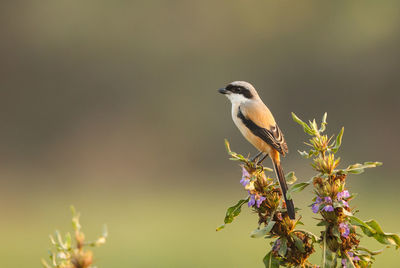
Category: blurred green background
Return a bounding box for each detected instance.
[1,1,399,267]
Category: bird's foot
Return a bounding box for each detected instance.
[250,151,263,163]
[256,154,269,166]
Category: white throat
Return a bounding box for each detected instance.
[226,93,250,106]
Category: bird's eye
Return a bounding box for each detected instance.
[233,87,241,93]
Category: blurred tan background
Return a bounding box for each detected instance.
[1,1,399,267]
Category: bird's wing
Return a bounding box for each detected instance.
[238,103,288,155]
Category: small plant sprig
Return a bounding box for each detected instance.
[289,113,400,267]
[42,206,107,268]
[217,140,319,268]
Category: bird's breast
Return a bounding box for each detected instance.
[231,105,272,153]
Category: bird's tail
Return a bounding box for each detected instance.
[273,161,296,220]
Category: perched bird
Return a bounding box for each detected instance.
[218,81,295,219]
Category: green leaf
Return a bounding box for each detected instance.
[50,252,56,266]
[71,206,81,232]
[224,139,232,155]
[322,231,339,268]
[332,225,342,243]
[285,172,297,185]
[349,216,375,236]
[298,150,308,157]
[216,198,249,231]
[286,181,311,200]
[356,246,386,256]
[317,221,329,227]
[326,247,337,268]
[292,234,306,253]
[320,112,328,133]
[64,232,71,249]
[292,112,315,135]
[263,251,280,268]
[298,149,319,159]
[366,220,400,247]
[331,127,344,153]
[55,230,65,249]
[322,232,327,268]
[49,235,56,245]
[341,162,382,175]
[250,221,276,238]
[342,209,353,217]
[310,119,319,134]
[262,166,274,172]
[296,229,320,243]
[350,216,400,248]
[41,259,52,268]
[102,224,108,238]
[225,139,258,165]
[344,252,357,268]
[298,150,311,158]
[278,237,288,257]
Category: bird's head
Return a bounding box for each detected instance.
[218,81,259,105]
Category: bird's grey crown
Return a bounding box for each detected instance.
[228,81,255,90]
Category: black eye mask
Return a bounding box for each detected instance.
[226,85,253,99]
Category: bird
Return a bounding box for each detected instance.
[218,81,295,220]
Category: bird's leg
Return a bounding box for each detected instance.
[250,151,263,162]
[256,154,269,166]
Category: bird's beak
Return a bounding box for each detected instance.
[218,88,228,94]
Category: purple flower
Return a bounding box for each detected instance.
[323,205,334,212]
[240,177,249,186]
[344,251,360,264]
[312,195,335,213]
[248,194,256,207]
[256,196,266,208]
[341,200,349,208]
[248,193,266,208]
[312,203,320,213]
[337,190,350,200]
[242,167,250,178]
[240,167,251,186]
[342,190,350,198]
[341,258,347,268]
[337,190,351,208]
[311,196,333,213]
[339,222,350,238]
[311,196,323,213]
[272,239,281,252]
[348,251,353,257]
